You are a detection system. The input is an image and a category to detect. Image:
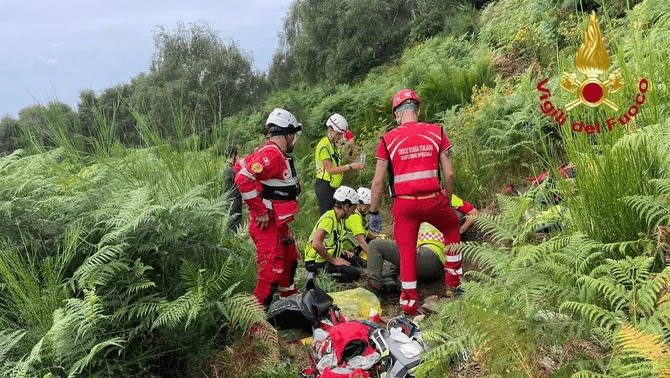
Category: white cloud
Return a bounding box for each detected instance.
[35,54,58,65]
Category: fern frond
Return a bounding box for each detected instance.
[513,235,570,268]
[560,301,621,330]
[618,324,670,370]
[0,329,27,363]
[153,291,200,330]
[624,194,670,229]
[73,243,129,289]
[68,337,124,378]
[455,242,512,274]
[217,293,265,331]
[472,213,516,244]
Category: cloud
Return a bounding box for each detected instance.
[35,54,58,65]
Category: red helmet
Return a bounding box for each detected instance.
[392,89,420,111]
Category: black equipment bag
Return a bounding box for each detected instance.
[267,279,333,331]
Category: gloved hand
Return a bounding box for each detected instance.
[369,212,382,233]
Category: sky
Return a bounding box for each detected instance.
[0,0,294,118]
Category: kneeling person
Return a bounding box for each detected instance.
[341,187,377,260]
[366,222,455,295]
[305,186,365,283]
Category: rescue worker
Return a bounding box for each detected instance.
[451,193,480,235]
[366,194,479,296]
[234,108,303,308]
[305,186,365,283]
[341,187,376,260]
[369,89,461,315]
[222,145,243,232]
[365,223,447,296]
[314,114,365,215]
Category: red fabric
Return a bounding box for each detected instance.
[249,217,299,306]
[320,367,370,378]
[400,288,419,315]
[235,141,299,220]
[456,200,475,215]
[392,193,460,291]
[375,122,451,196]
[328,322,374,363]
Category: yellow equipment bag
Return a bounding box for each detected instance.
[328,287,382,322]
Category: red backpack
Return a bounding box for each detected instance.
[305,308,381,378]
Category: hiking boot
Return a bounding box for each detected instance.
[363,281,381,297]
[400,289,419,315]
[380,277,401,294]
[445,287,464,298]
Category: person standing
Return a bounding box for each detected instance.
[304,186,365,283]
[222,146,243,232]
[234,108,303,308]
[369,89,461,315]
[314,113,365,215]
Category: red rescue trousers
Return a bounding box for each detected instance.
[392,192,461,291]
[248,216,299,307]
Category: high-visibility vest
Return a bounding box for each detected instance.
[315,137,343,188]
[416,223,446,264]
[305,210,344,263]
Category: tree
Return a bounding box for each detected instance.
[129,21,268,142]
[0,115,22,154]
[272,0,416,85]
[78,83,139,149]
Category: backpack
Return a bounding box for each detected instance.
[267,279,333,331]
[307,308,381,378]
[369,317,427,378]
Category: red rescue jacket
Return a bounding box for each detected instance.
[235,141,300,224]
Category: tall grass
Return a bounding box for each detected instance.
[0,101,269,376]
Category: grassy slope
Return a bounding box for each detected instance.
[1,0,670,376]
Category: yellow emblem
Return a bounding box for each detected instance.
[251,162,263,173]
[560,12,624,111]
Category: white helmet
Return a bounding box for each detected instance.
[326,113,348,133]
[266,108,299,132]
[333,185,358,205]
[356,187,371,205]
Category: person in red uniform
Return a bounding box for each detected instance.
[235,108,303,308]
[369,89,461,315]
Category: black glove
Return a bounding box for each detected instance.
[369,212,382,234]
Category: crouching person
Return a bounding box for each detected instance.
[341,187,377,260]
[305,186,365,283]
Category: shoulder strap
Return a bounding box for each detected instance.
[380,135,396,197]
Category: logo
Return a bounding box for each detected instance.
[251,162,263,173]
[560,12,624,111]
[537,12,649,134]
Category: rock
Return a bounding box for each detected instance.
[420,295,441,313]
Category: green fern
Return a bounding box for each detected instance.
[561,256,670,332]
[624,178,670,229]
[0,330,27,365]
[153,256,256,331]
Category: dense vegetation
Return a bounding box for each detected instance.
[1,0,670,376]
